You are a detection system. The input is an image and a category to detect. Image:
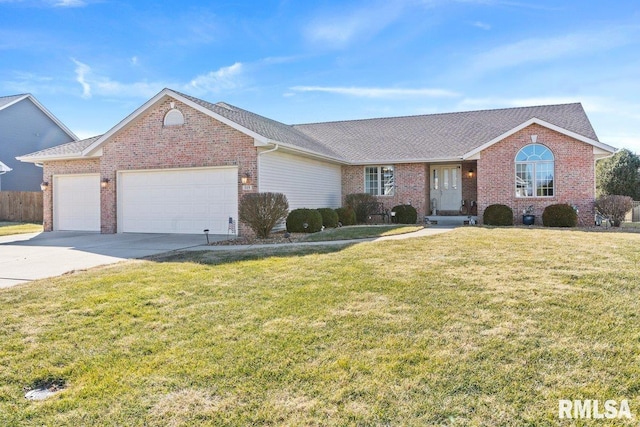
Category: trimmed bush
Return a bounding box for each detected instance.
[318,208,339,228]
[483,204,514,226]
[595,195,633,227]
[238,192,289,239]
[286,208,323,233]
[542,204,578,227]
[345,193,378,224]
[335,207,356,226]
[391,204,418,224]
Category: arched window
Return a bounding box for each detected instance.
[515,144,554,197]
[163,108,184,126]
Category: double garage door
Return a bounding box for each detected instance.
[53,167,238,234]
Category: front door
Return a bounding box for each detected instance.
[430,164,462,214]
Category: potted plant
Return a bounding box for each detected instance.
[522,205,535,225]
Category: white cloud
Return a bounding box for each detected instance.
[130,56,139,66]
[472,21,491,30]
[70,58,162,98]
[69,59,245,99]
[72,58,92,98]
[52,0,86,6]
[304,2,404,48]
[472,26,639,72]
[291,85,460,98]
[186,62,244,94]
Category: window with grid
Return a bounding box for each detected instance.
[365,166,394,196]
[515,144,554,197]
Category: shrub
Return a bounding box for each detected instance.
[595,195,633,227]
[345,193,378,224]
[318,208,339,228]
[391,204,418,224]
[483,204,514,226]
[542,204,578,227]
[286,208,323,233]
[335,207,356,226]
[238,192,289,239]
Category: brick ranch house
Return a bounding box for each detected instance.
[17,88,616,235]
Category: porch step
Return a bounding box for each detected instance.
[424,215,478,226]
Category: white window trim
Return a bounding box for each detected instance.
[364,165,395,196]
[515,144,555,198]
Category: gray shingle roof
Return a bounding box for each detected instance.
[173,91,345,160]
[293,103,599,163]
[17,135,101,159]
[0,94,28,110]
[17,88,604,164]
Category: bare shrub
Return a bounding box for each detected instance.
[239,193,289,238]
[595,195,633,227]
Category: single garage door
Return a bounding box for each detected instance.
[118,167,238,234]
[53,174,101,231]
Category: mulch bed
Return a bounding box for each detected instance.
[210,231,308,246]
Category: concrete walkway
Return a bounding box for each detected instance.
[180,226,455,252]
[0,226,454,288]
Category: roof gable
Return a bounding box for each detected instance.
[0,93,78,141]
[462,117,616,160]
[293,103,613,163]
[80,88,345,162]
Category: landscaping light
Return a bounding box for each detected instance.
[204,229,210,245]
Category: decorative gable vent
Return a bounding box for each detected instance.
[164,108,185,126]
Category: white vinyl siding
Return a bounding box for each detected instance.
[53,174,100,231]
[258,150,341,210]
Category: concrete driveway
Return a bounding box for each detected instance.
[0,231,218,288]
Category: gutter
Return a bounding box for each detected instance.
[258,143,280,157]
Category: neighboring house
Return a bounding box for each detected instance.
[0,94,77,191]
[0,160,11,191]
[17,88,616,234]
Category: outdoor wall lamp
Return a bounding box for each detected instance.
[40,181,49,191]
[467,168,474,178]
[241,172,252,185]
[101,178,110,188]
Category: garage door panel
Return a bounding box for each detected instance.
[54,175,100,231]
[119,167,238,234]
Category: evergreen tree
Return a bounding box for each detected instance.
[596,149,640,199]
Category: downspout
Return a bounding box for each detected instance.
[256,143,279,192]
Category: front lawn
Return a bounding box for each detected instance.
[0,221,42,236]
[302,224,424,242]
[1,228,639,425]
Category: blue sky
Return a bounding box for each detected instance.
[1,0,639,153]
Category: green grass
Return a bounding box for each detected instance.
[302,224,424,241]
[0,221,42,236]
[1,228,640,426]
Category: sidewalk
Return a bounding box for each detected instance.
[179,226,455,252]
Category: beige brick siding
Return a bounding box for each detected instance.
[342,163,428,220]
[342,162,480,221]
[44,98,258,234]
[477,123,596,225]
